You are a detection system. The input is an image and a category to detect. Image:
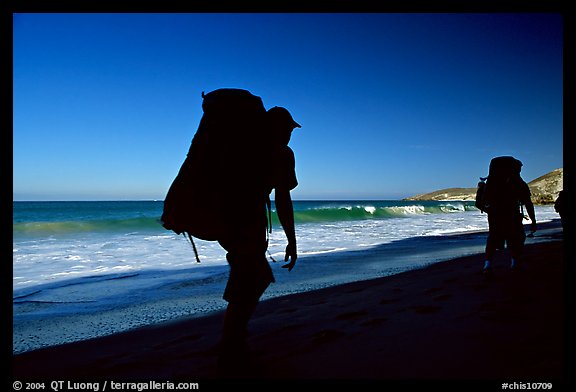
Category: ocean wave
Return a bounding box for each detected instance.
[287,202,474,224]
[13,217,164,236]
[13,201,477,236]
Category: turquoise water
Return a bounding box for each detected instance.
[13,200,477,236]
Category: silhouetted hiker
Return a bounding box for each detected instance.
[475,156,536,274]
[554,190,565,229]
[217,106,300,373]
[161,89,301,376]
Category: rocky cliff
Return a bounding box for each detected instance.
[405,168,563,205]
[528,168,564,204]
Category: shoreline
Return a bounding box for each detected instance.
[13,225,567,382]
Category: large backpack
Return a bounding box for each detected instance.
[161,89,268,253]
[475,156,525,216]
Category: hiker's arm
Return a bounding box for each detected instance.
[525,200,537,232]
[275,188,297,271]
[522,183,537,232]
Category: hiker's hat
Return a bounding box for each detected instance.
[267,106,301,129]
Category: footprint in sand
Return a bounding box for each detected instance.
[335,310,368,321]
[153,333,203,349]
[360,317,388,327]
[311,329,345,344]
[278,307,298,314]
[432,293,453,301]
[409,305,442,314]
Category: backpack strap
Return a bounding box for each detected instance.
[266,195,273,235]
[185,232,201,263]
[265,194,278,262]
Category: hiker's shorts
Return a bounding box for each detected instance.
[218,218,275,304]
[222,251,275,304]
[487,213,526,256]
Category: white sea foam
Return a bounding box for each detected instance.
[387,205,426,215]
[364,206,376,214]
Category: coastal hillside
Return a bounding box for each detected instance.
[528,168,564,204]
[405,168,563,204]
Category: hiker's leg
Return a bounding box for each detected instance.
[218,219,272,366]
[219,252,273,377]
[484,215,505,271]
[509,243,522,269]
[485,236,497,261]
[508,220,527,269]
[484,231,500,271]
[218,298,260,377]
[221,251,273,343]
[221,298,259,348]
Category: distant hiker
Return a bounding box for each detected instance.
[475,156,537,274]
[554,190,565,229]
[161,89,301,374]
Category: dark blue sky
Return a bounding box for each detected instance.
[13,13,563,200]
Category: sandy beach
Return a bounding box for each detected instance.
[12,229,567,387]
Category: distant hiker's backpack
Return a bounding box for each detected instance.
[475,156,525,216]
[475,180,487,213]
[161,89,268,253]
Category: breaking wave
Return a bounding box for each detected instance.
[13,201,477,236]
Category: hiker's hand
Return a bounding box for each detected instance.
[282,241,297,271]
